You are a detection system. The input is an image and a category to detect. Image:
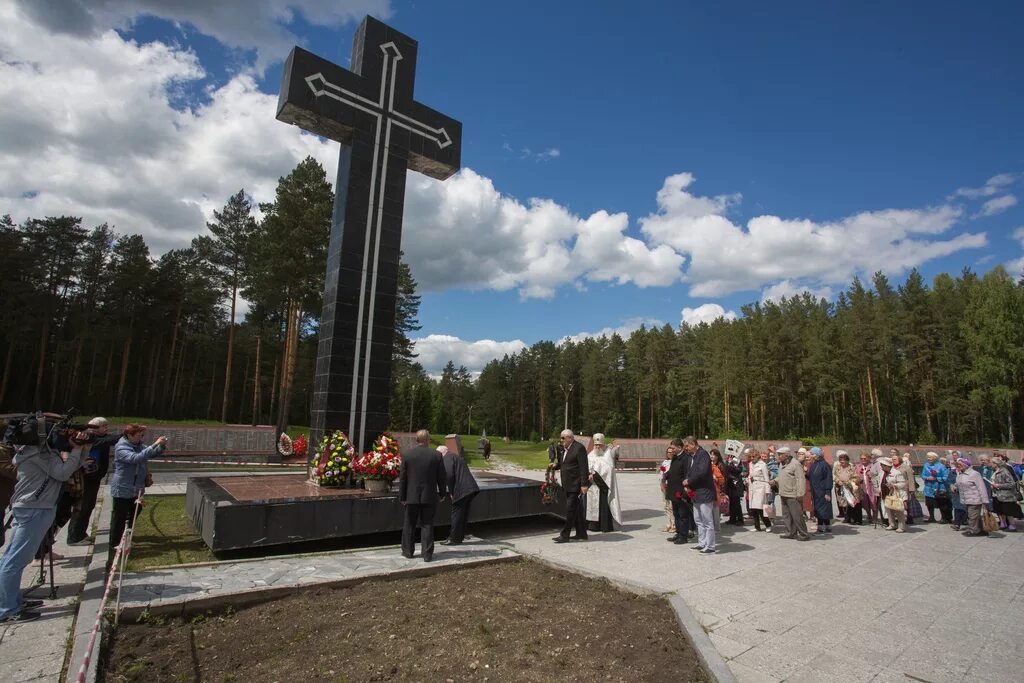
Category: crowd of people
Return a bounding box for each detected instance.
[548,432,1024,553]
[657,441,1023,545]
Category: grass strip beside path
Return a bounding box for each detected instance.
[126,495,214,571]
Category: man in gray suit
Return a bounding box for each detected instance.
[399,429,447,562]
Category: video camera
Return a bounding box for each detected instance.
[2,408,96,451]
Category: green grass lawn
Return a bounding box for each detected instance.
[125,495,214,571]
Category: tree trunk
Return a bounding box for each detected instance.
[220,279,238,423]
[185,348,199,414]
[268,355,279,422]
[34,322,49,408]
[170,338,187,414]
[239,353,251,424]
[0,341,14,407]
[102,344,115,398]
[68,335,84,408]
[276,300,301,434]
[206,362,218,419]
[636,387,642,438]
[115,331,133,415]
[165,303,182,413]
[49,342,62,408]
[251,334,262,426]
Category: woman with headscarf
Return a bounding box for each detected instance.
[920,451,950,524]
[898,452,920,524]
[748,449,772,532]
[659,446,675,534]
[807,447,834,533]
[855,451,876,526]
[765,447,779,529]
[954,457,990,537]
[833,451,856,523]
[990,454,1022,532]
[798,448,814,520]
[585,434,621,532]
[978,454,994,510]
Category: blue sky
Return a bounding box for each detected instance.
[2,1,1022,373]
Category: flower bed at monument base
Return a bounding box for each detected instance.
[102,559,707,682]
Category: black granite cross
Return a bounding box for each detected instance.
[277,16,461,454]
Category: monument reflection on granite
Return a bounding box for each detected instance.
[187,17,554,551]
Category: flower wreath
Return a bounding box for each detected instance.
[312,430,355,487]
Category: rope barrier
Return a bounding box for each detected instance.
[73,490,143,683]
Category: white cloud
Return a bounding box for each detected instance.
[951,173,1017,200]
[977,194,1018,217]
[760,280,834,304]
[402,170,684,298]
[412,335,526,376]
[502,143,562,161]
[13,0,390,65]
[560,317,665,344]
[1008,226,1024,279]
[680,303,737,327]
[639,172,986,298]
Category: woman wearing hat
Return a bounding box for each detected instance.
[747,449,772,532]
[807,447,833,533]
[107,424,167,570]
[879,457,908,532]
[990,454,1022,532]
[953,457,990,537]
[832,451,855,523]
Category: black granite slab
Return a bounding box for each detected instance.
[186,472,557,552]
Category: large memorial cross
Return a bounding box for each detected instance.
[277,16,461,454]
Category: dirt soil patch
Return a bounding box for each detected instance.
[103,559,707,682]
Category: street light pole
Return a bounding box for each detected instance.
[468,404,474,435]
[559,383,574,431]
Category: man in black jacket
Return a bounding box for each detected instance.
[440,444,479,545]
[665,437,694,545]
[67,417,119,545]
[682,436,717,554]
[399,430,447,562]
[552,429,589,543]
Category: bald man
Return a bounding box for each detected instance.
[399,429,447,562]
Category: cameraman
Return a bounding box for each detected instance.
[66,417,119,545]
[0,428,90,624]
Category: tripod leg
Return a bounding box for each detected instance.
[48,548,57,599]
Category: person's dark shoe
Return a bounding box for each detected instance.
[573,535,588,542]
[666,536,681,542]
[67,537,94,546]
[951,525,960,531]
[553,536,570,544]
[778,534,795,539]
[1,610,41,624]
[673,537,688,545]
[700,548,717,554]
[402,553,414,559]
[423,556,434,563]
[691,545,705,551]
[21,599,43,609]
[796,535,810,541]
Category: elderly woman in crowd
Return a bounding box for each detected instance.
[978,454,994,509]
[748,449,772,532]
[709,449,728,534]
[833,451,856,523]
[807,447,833,533]
[947,453,967,530]
[659,446,675,534]
[725,454,745,526]
[921,451,951,524]
[855,451,876,526]
[990,453,1022,532]
[880,457,908,532]
[954,456,990,537]
[797,448,814,520]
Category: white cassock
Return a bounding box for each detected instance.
[586,447,622,524]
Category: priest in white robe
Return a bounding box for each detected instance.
[586,434,622,532]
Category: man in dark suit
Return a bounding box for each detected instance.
[440,444,479,545]
[665,437,695,545]
[399,429,447,562]
[551,429,589,543]
[681,436,717,554]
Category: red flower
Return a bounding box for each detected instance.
[674,491,682,500]
[687,490,697,500]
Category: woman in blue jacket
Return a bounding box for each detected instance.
[107,424,166,570]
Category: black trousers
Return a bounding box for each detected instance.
[671,499,693,539]
[67,471,103,542]
[849,503,864,524]
[728,493,743,523]
[449,492,476,543]
[36,492,75,560]
[107,496,140,569]
[402,503,437,560]
[560,490,587,540]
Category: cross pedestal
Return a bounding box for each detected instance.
[276,16,462,454]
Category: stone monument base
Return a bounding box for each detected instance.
[186,472,558,552]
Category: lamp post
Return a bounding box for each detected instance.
[559,383,574,430]
[468,404,474,435]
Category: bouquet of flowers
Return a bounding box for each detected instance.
[353,432,402,482]
[312,430,355,487]
[293,434,308,459]
[541,463,562,505]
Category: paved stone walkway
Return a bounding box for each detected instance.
[482,470,1024,683]
[0,494,102,683]
[117,540,513,609]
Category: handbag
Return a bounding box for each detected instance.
[884,493,904,511]
[982,509,999,532]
